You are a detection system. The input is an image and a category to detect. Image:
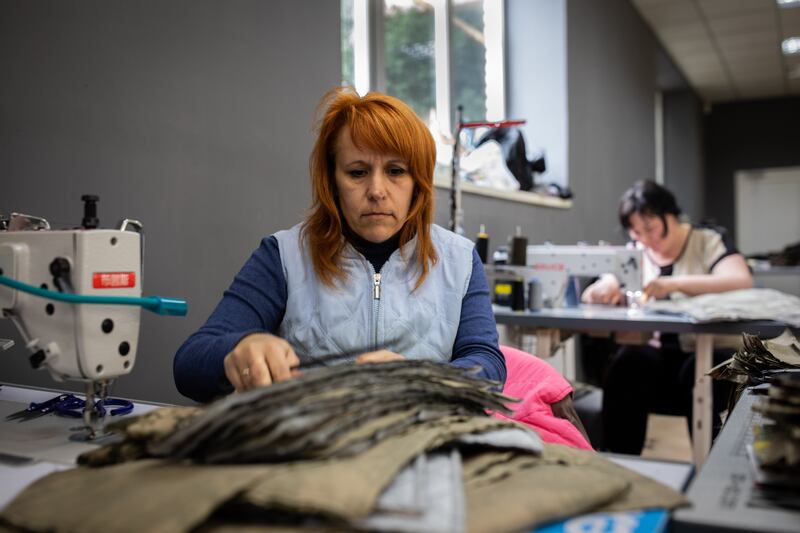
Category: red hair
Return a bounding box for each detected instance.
[303,87,438,290]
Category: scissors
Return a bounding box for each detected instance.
[5,393,133,421]
[53,396,134,418]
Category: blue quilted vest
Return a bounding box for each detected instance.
[273,223,474,364]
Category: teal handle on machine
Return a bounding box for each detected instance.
[0,274,188,316]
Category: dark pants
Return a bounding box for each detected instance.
[601,340,733,455]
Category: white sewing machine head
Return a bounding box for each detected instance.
[0,199,145,383]
[526,244,643,308]
[0,196,187,383]
[0,197,186,436]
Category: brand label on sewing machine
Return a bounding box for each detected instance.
[531,262,566,270]
[92,272,136,289]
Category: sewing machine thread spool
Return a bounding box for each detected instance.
[510,280,525,311]
[475,224,489,264]
[527,280,542,310]
[510,226,527,266]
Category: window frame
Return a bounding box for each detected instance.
[347,0,572,210]
[352,0,503,133]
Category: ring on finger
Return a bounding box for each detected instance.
[240,367,251,379]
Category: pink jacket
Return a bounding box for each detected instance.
[494,345,593,450]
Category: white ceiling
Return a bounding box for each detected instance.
[631,0,800,103]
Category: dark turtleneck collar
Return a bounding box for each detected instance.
[344,226,402,274]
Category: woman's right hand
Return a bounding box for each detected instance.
[223,333,300,392]
[581,274,622,305]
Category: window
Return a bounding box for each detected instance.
[342,0,571,210]
[341,0,505,139]
[383,1,436,121]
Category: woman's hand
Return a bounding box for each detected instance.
[223,333,300,392]
[356,350,406,364]
[581,274,622,305]
[642,277,678,301]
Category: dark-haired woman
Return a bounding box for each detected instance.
[582,180,752,454]
[173,88,505,403]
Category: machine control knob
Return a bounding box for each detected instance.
[49,257,72,292]
[81,194,99,229]
[49,257,71,278]
[29,349,46,369]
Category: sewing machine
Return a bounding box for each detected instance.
[526,244,643,307]
[0,196,187,437]
[487,244,643,309]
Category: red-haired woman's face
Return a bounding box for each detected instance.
[334,126,414,243]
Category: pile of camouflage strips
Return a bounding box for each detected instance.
[711,330,800,508]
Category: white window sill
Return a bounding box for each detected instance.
[434,178,572,209]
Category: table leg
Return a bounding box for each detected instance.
[506,325,523,348]
[693,334,713,467]
[502,326,561,359]
[535,328,560,358]
[562,336,576,382]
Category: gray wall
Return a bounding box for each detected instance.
[663,89,704,223]
[704,96,800,238]
[0,0,341,404]
[437,0,662,249]
[655,45,705,223]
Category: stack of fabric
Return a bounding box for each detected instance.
[79,361,518,466]
[645,288,800,328]
[711,331,800,383]
[710,331,800,509]
[748,241,800,267]
[1,361,687,533]
[749,372,800,509]
[710,330,800,410]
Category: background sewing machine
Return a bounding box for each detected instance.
[0,196,186,436]
[487,244,643,309]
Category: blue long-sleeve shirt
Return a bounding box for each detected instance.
[174,236,505,402]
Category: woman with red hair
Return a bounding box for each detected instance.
[174,88,506,402]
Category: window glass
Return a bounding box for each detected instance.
[451,0,486,122]
[383,0,436,121]
[341,0,355,87]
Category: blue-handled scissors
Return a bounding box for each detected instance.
[54,396,134,418]
[5,393,74,421]
[5,393,133,421]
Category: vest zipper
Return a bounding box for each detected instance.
[372,272,382,349]
[373,273,382,300]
